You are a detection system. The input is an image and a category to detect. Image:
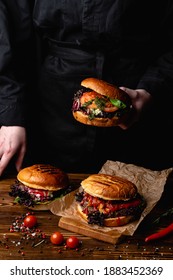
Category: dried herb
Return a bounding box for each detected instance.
[152,207,173,224]
[145,223,173,242]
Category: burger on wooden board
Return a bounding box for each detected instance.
[75,174,146,227]
[9,164,71,210]
[72,78,132,127]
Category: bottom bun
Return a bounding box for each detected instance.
[77,204,133,227]
[103,216,133,227]
[73,111,121,127]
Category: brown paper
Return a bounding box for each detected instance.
[49,161,173,237]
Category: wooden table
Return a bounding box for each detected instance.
[0,173,173,260]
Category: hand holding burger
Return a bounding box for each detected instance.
[72,78,132,127]
[75,174,146,227]
[118,87,152,129]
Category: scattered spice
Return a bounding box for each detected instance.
[9,212,44,238]
[153,208,173,224]
[154,247,159,252]
[33,239,45,247]
[3,212,48,257]
[2,212,86,258]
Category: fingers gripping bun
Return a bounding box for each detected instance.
[81,174,137,200]
[17,164,69,191]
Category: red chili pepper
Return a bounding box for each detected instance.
[145,223,173,242]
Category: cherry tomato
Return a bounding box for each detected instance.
[50,232,64,245]
[23,215,37,228]
[66,236,79,249]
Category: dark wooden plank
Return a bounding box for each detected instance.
[0,173,172,260]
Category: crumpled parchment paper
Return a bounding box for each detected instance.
[49,161,173,237]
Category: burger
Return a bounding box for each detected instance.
[75,174,146,227]
[9,164,71,210]
[72,77,132,127]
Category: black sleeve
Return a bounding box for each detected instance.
[137,3,173,101]
[0,0,34,126]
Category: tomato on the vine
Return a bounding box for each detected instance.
[50,232,64,245]
[23,215,37,228]
[66,236,79,249]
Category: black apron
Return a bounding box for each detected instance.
[29,40,115,172]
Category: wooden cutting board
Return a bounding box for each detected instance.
[58,217,124,244]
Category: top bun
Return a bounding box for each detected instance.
[81,174,137,201]
[17,164,69,191]
[81,78,131,104]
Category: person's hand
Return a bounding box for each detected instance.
[118,87,153,129]
[0,126,27,176]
